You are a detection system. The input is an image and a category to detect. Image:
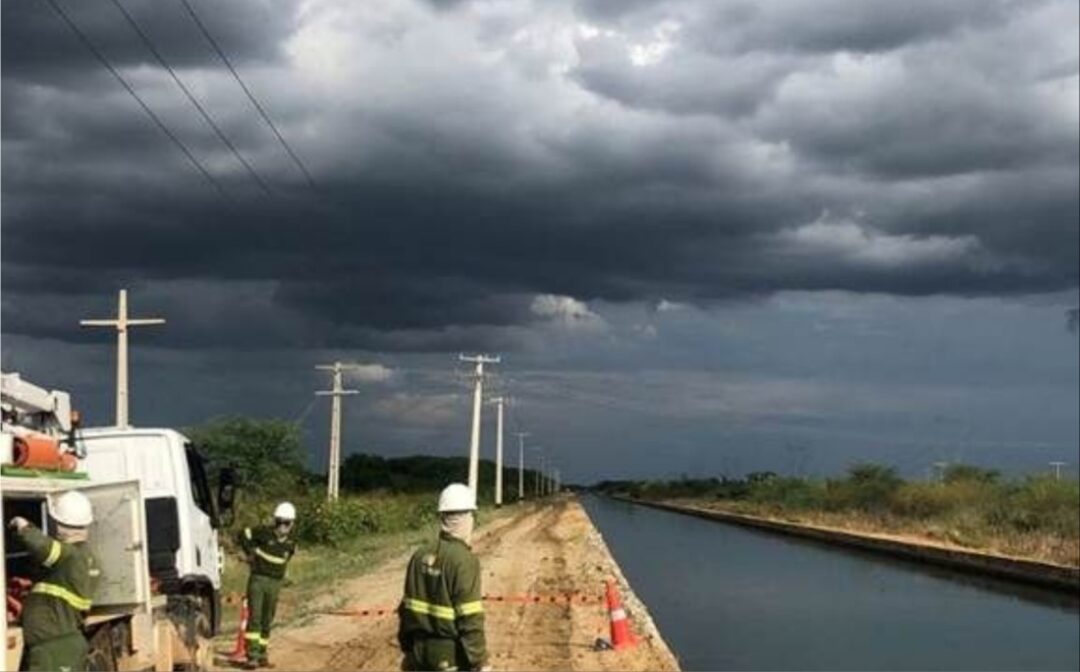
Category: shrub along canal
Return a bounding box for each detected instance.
[582,495,1079,671]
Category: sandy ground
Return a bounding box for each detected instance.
[219,497,679,671]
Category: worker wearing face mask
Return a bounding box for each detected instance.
[397,484,489,671]
[237,501,297,669]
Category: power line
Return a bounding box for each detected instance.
[44,0,230,201]
[107,0,272,195]
[176,0,318,191]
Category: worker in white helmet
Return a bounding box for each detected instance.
[7,490,100,672]
[237,501,297,669]
[397,483,490,671]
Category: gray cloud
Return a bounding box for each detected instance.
[2,0,1077,354]
[1,0,297,81]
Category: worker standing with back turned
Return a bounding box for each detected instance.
[238,501,297,669]
[7,490,100,672]
[398,483,490,671]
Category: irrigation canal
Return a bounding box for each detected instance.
[581,495,1080,671]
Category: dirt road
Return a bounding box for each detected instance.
[234,497,679,671]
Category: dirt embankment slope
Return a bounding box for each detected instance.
[240,498,678,671]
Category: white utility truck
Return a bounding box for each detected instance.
[1,372,236,670]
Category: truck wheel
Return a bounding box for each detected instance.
[170,594,213,671]
[86,625,118,671]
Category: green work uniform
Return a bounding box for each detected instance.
[17,525,99,672]
[397,533,487,672]
[238,525,295,663]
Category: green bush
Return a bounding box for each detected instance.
[825,463,902,512]
[943,464,1000,485]
[289,494,439,546]
[748,477,825,510]
[187,416,307,499]
[1005,475,1080,536]
[295,498,381,545]
[891,480,997,520]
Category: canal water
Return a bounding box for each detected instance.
[581,495,1080,671]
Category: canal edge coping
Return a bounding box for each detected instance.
[576,496,683,670]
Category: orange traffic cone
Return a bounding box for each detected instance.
[228,598,250,662]
[605,580,637,650]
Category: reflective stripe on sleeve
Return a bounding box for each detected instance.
[254,547,288,565]
[403,598,456,621]
[31,582,92,611]
[455,601,484,617]
[42,541,63,568]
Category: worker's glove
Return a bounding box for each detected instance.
[7,517,29,531]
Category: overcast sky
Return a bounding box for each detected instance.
[2,0,1077,483]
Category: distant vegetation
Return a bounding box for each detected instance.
[593,463,1080,567]
[187,416,537,547]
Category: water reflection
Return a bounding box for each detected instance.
[582,495,1080,671]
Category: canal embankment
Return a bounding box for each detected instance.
[615,496,1080,593]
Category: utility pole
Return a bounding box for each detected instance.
[1050,461,1066,481]
[933,461,949,483]
[460,354,499,495]
[553,468,560,494]
[80,289,165,428]
[489,397,505,507]
[515,432,530,501]
[316,362,361,501]
[533,448,544,497]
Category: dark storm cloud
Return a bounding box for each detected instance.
[2,0,1078,351]
[1,0,296,82]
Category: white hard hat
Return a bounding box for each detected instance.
[438,483,477,513]
[273,502,297,521]
[48,491,93,527]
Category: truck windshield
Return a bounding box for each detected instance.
[184,443,216,524]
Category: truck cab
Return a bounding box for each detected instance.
[76,427,229,635]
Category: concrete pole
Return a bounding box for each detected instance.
[330,377,341,500]
[1050,462,1066,481]
[316,362,360,501]
[469,369,483,493]
[80,288,165,428]
[117,297,128,428]
[489,397,505,507]
[933,461,949,483]
[460,354,499,496]
[515,432,529,501]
